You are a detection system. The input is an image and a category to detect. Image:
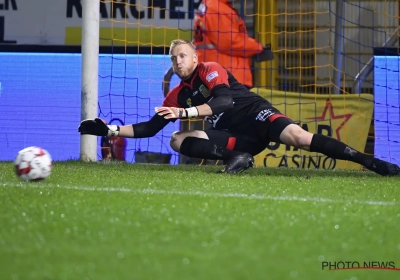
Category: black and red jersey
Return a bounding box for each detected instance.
[162,62,270,130]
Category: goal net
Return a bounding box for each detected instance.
[75,0,202,164]
[252,0,399,170]
[76,0,400,168]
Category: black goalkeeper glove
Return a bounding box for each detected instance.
[255,43,274,62]
[78,118,120,137]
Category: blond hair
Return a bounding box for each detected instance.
[169,39,196,54]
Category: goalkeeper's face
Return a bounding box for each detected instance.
[170,44,198,80]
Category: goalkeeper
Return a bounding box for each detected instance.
[79,39,399,176]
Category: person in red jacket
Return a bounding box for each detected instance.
[100,119,127,161]
[193,0,273,88]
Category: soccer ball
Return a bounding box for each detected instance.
[14,146,53,181]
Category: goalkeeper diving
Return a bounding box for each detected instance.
[79,39,400,175]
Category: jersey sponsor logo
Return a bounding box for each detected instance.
[205,112,224,128]
[206,71,218,82]
[255,109,275,121]
[199,84,210,98]
[192,90,198,96]
[204,98,234,127]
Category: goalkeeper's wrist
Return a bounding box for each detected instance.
[185,107,199,118]
[107,125,120,137]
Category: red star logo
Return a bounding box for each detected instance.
[308,99,353,141]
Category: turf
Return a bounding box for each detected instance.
[0,161,399,280]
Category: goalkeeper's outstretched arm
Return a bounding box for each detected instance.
[78,114,170,138]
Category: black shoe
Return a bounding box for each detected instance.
[369,159,400,176]
[218,153,254,174]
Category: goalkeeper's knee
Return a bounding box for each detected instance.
[170,131,184,152]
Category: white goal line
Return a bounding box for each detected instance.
[1,183,398,207]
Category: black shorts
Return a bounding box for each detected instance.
[205,112,295,156]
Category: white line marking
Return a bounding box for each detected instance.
[1,183,398,206]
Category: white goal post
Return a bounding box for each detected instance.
[80,0,99,161]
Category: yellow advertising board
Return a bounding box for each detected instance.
[251,89,374,170]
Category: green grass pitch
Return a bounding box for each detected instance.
[0,161,399,280]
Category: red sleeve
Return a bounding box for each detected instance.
[198,62,229,91]
[162,86,181,107]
